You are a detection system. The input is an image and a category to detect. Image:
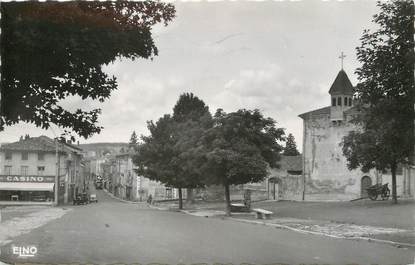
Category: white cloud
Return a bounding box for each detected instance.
[0,1,379,149]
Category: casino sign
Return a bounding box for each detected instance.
[0,175,55,183]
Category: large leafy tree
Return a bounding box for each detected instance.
[283,133,300,156]
[341,1,414,204]
[133,115,184,202]
[202,109,285,215]
[172,93,212,203]
[134,93,212,209]
[0,1,175,138]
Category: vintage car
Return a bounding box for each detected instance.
[89,193,98,203]
[73,192,89,205]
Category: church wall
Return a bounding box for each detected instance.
[303,113,375,200]
[302,113,408,201]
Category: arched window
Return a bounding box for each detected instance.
[349,97,352,106]
[337,97,342,106]
[344,97,347,106]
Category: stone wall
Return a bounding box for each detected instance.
[195,182,269,202]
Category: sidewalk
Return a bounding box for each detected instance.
[230,214,415,248]
[252,199,415,229]
[155,199,415,248]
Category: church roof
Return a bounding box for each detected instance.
[328,70,354,95]
[298,106,330,120]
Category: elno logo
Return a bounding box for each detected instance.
[12,246,37,257]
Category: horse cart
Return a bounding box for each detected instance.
[366,183,390,200]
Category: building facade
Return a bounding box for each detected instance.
[268,155,303,201]
[299,70,412,201]
[0,135,85,204]
[109,153,176,201]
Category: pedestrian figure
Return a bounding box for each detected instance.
[147,194,153,205]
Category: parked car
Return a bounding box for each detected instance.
[95,180,103,190]
[89,194,98,203]
[73,192,89,205]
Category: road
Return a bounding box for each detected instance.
[0,190,413,264]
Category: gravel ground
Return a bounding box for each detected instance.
[0,206,71,246]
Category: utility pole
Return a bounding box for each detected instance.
[302,119,307,201]
[54,138,60,206]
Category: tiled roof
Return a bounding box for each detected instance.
[277,155,303,171]
[328,70,354,95]
[0,135,81,154]
[298,106,330,119]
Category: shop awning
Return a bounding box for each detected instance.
[0,182,54,191]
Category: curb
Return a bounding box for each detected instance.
[228,217,415,249]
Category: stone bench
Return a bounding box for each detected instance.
[252,208,273,219]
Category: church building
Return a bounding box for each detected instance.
[299,69,413,201]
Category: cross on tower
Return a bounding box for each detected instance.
[339,52,346,70]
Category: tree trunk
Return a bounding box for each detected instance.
[186,188,194,204]
[178,188,183,209]
[224,183,231,216]
[391,163,398,204]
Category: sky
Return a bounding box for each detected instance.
[0,1,379,151]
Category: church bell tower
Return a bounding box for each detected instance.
[329,69,354,122]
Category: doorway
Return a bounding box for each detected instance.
[361,176,372,197]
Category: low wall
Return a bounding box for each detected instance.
[195,184,268,202]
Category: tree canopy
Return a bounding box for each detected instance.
[0,1,175,138]
[341,1,414,203]
[172,93,213,205]
[283,133,300,156]
[202,109,285,215]
[129,131,138,150]
[134,93,212,209]
[173,93,210,122]
[134,114,180,187]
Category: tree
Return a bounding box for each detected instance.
[202,109,285,215]
[133,114,189,208]
[0,1,175,138]
[172,93,212,203]
[283,133,300,156]
[129,131,138,150]
[134,93,212,209]
[341,1,414,204]
[173,93,210,123]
